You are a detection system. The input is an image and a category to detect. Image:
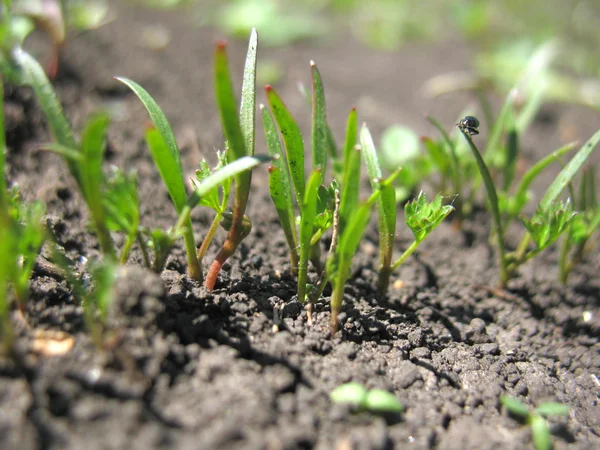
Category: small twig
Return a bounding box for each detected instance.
[307,189,340,325]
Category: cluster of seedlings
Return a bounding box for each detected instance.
[0,2,590,448]
[2,0,600,342]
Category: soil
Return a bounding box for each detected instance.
[2,2,599,450]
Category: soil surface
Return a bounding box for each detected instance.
[2,2,599,450]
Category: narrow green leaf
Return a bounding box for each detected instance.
[187,155,271,209]
[339,146,360,234]
[13,48,77,173]
[511,142,577,215]
[268,165,299,267]
[361,125,396,278]
[503,129,519,191]
[80,113,114,257]
[239,28,258,157]
[460,132,507,283]
[80,113,110,207]
[298,169,321,303]
[311,61,328,181]
[40,143,83,162]
[530,415,551,450]
[540,130,600,211]
[116,77,187,213]
[337,191,379,265]
[265,85,305,204]
[262,104,298,265]
[342,107,357,168]
[144,127,187,213]
[214,42,246,162]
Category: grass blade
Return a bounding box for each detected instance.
[205,38,257,290]
[116,77,187,213]
[80,112,115,258]
[186,155,271,210]
[339,146,360,234]
[511,141,577,215]
[214,42,246,162]
[540,130,600,210]
[145,126,201,281]
[361,125,397,294]
[311,61,328,181]
[460,132,508,285]
[342,107,357,168]
[266,85,305,204]
[13,48,77,176]
[298,169,321,303]
[239,28,257,158]
[262,105,298,270]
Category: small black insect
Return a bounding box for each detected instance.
[456,116,480,136]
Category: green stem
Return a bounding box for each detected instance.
[391,240,420,271]
[197,213,222,263]
[461,132,508,286]
[119,232,136,265]
[558,235,571,285]
[182,219,202,282]
[330,258,351,335]
[136,231,151,268]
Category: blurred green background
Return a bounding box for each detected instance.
[120,0,600,110]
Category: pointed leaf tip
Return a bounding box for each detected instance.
[310,60,316,67]
[216,41,227,51]
[265,85,273,92]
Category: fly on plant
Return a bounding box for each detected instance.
[456,116,480,136]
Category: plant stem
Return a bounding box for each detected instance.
[391,240,420,271]
[205,182,250,290]
[461,132,508,286]
[136,231,151,268]
[330,258,351,335]
[197,213,222,263]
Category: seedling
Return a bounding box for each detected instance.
[262,60,340,303]
[0,79,46,350]
[559,166,600,283]
[361,125,453,295]
[117,30,263,286]
[501,395,569,450]
[330,382,404,415]
[458,119,600,286]
[203,30,258,290]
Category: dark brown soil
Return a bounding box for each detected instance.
[2,3,599,450]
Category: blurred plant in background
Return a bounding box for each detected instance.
[127,0,600,109]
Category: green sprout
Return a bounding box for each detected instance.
[458,120,600,286]
[115,78,201,280]
[501,396,570,450]
[330,382,404,415]
[361,125,453,295]
[559,166,600,284]
[203,29,258,290]
[262,61,339,304]
[0,78,45,350]
[326,157,402,333]
[116,30,263,286]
